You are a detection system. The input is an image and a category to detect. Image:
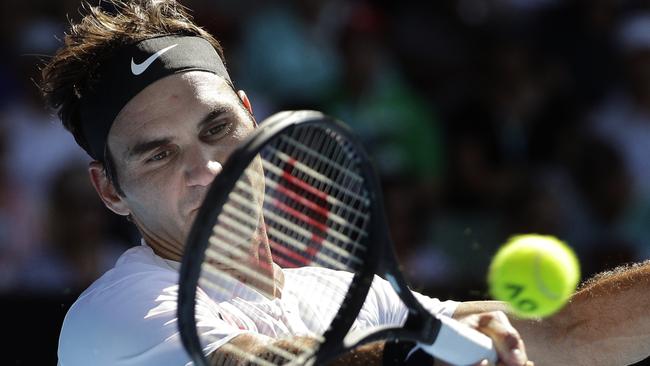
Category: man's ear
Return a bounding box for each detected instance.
[88,161,130,216]
[237,90,255,124]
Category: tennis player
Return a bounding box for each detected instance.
[40,1,647,366]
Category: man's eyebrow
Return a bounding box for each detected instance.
[197,106,233,130]
[127,138,172,160]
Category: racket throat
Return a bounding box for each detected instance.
[404,311,439,343]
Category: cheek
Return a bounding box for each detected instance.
[129,185,174,216]
[121,159,183,193]
[232,116,257,139]
[121,170,183,216]
[211,128,254,164]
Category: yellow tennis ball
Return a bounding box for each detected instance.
[488,234,580,319]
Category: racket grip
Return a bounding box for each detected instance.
[419,315,498,365]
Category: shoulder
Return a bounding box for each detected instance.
[70,245,178,306]
[58,245,188,366]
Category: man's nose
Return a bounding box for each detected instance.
[185,149,223,187]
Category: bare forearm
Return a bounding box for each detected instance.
[457,261,650,365]
[551,261,650,365]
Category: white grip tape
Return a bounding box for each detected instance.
[417,315,498,365]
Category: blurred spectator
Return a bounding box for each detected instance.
[19,163,128,294]
[322,3,450,290]
[420,26,553,291]
[3,18,89,203]
[231,0,346,118]
[588,12,650,260]
[328,2,445,181]
[568,137,637,276]
[0,17,91,292]
[0,126,37,291]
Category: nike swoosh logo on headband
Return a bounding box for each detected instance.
[130,44,178,76]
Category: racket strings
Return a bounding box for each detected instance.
[275,128,368,207]
[223,176,366,267]
[200,125,372,365]
[263,129,370,267]
[277,133,364,187]
[261,162,368,236]
[270,127,370,249]
[264,147,368,208]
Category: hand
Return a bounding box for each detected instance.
[439,311,533,366]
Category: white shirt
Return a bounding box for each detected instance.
[58,243,459,366]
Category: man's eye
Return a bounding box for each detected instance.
[204,122,230,138]
[148,150,171,162]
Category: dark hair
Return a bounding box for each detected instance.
[40,0,226,194]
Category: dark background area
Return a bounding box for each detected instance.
[2,0,650,364]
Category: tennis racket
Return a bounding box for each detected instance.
[177,110,497,365]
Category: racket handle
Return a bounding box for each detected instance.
[419,315,498,365]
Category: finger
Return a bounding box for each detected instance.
[476,312,528,366]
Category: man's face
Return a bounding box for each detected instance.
[105,71,256,257]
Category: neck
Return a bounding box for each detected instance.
[133,219,184,262]
[150,242,183,262]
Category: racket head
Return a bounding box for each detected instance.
[177,110,384,365]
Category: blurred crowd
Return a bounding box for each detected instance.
[3,0,650,304]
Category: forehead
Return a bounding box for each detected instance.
[108,71,237,146]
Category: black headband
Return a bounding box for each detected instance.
[78,35,231,160]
